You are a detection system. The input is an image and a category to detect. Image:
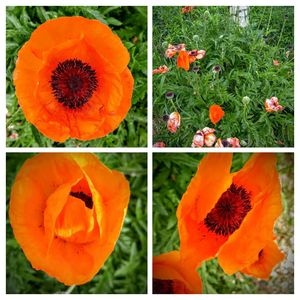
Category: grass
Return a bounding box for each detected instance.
[153,6,294,147]
[6,6,147,147]
[153,153,294,293]
[6,153,147,294]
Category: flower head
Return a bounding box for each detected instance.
[192,128,216,147]
[165,91,175,100]
[167,112,181,133]
[215,137,241,148]
[9,153,130,285]
[153,251,202,294]
[212,65,222,73]
[188,50,206,63]
[209,104,225,125]
[273,60,280,66]
[181,6,195,14]
[13,16,133,142]
[153,65,169,74]
[165,44,186,58]
[265,97,283,112]
[154,141,166,147]
[177,50,190,71]
[177,154,283,276]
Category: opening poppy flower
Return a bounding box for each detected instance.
[177,50,190,71]
[191,128,216,148]
[167,112,181,133]
[153,65,169,74]
[13,16,134,142]
[165,44,186,58]
[215,137,241,148]
[153,251,202,294]
[241,240,284,280]
[265,97,284,112]
[177,153,283,276]
[188,50,206,63]
[9,153,130,285]
[209,104,225,125]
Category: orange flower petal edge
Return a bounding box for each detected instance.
[9,153,130,285]
[241,240,284,280]
[209,104,225,125]
[153,251,202,294]
[177,153,282,274]
[13,16,134,142]
[177,50,190,71]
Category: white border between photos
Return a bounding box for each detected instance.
[1,0,298,299]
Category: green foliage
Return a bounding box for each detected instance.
[6,153,147,293]
[153,153,294,293]
[6,6,147,147]
[153,6,294,147]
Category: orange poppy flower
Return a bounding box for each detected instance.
[153,251,202,294]
[265,97,283,112]
[209,104,225,125]
[9,153,130,285]
[13,16,134,142]
[177,153,283,276]
[167,112,181,133]
[241,240,284,280]
[177,50,190,71]
[153,65,169,74]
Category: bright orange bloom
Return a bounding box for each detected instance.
[153,251,202,294]
[167,112,181,133]
[9,153,130,285]
[265,97,283,112]
[13,16,133,142]
[209,104,225,125]
[177,50,190,71]
[241,240,284,280]
[153,65,169,74]
[177,154,283,276]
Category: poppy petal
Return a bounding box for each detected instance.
[241,240,284,279]
[153,251,202,294]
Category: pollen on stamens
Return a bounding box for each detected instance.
[50,59,98,109]
[204,183,251,236]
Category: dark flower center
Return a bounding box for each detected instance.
[70,191,93,209]
[204,184,251,236]
[258,249,264,260]
[153,279,186,294]
[50,59,98,109]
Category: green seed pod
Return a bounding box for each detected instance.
[204,10,210,18]
[242,96,250,105]
[192,35,200,42]
[162,41,168,48]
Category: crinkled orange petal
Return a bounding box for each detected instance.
[9,153,130,285]
[177,154,233,267]
[209,104,224,125]
[241,240,284,280]
[153,251,202,294]
[177,50,190,71]
[218,154,282,274]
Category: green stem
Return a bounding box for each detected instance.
[65,285,76,294]
[266,7,273,35]
[276,18,286,48]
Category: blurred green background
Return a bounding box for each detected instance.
[153,6,294,147]
[153,153,294,293]
[6,153,147,294]
[6,6,147,147]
